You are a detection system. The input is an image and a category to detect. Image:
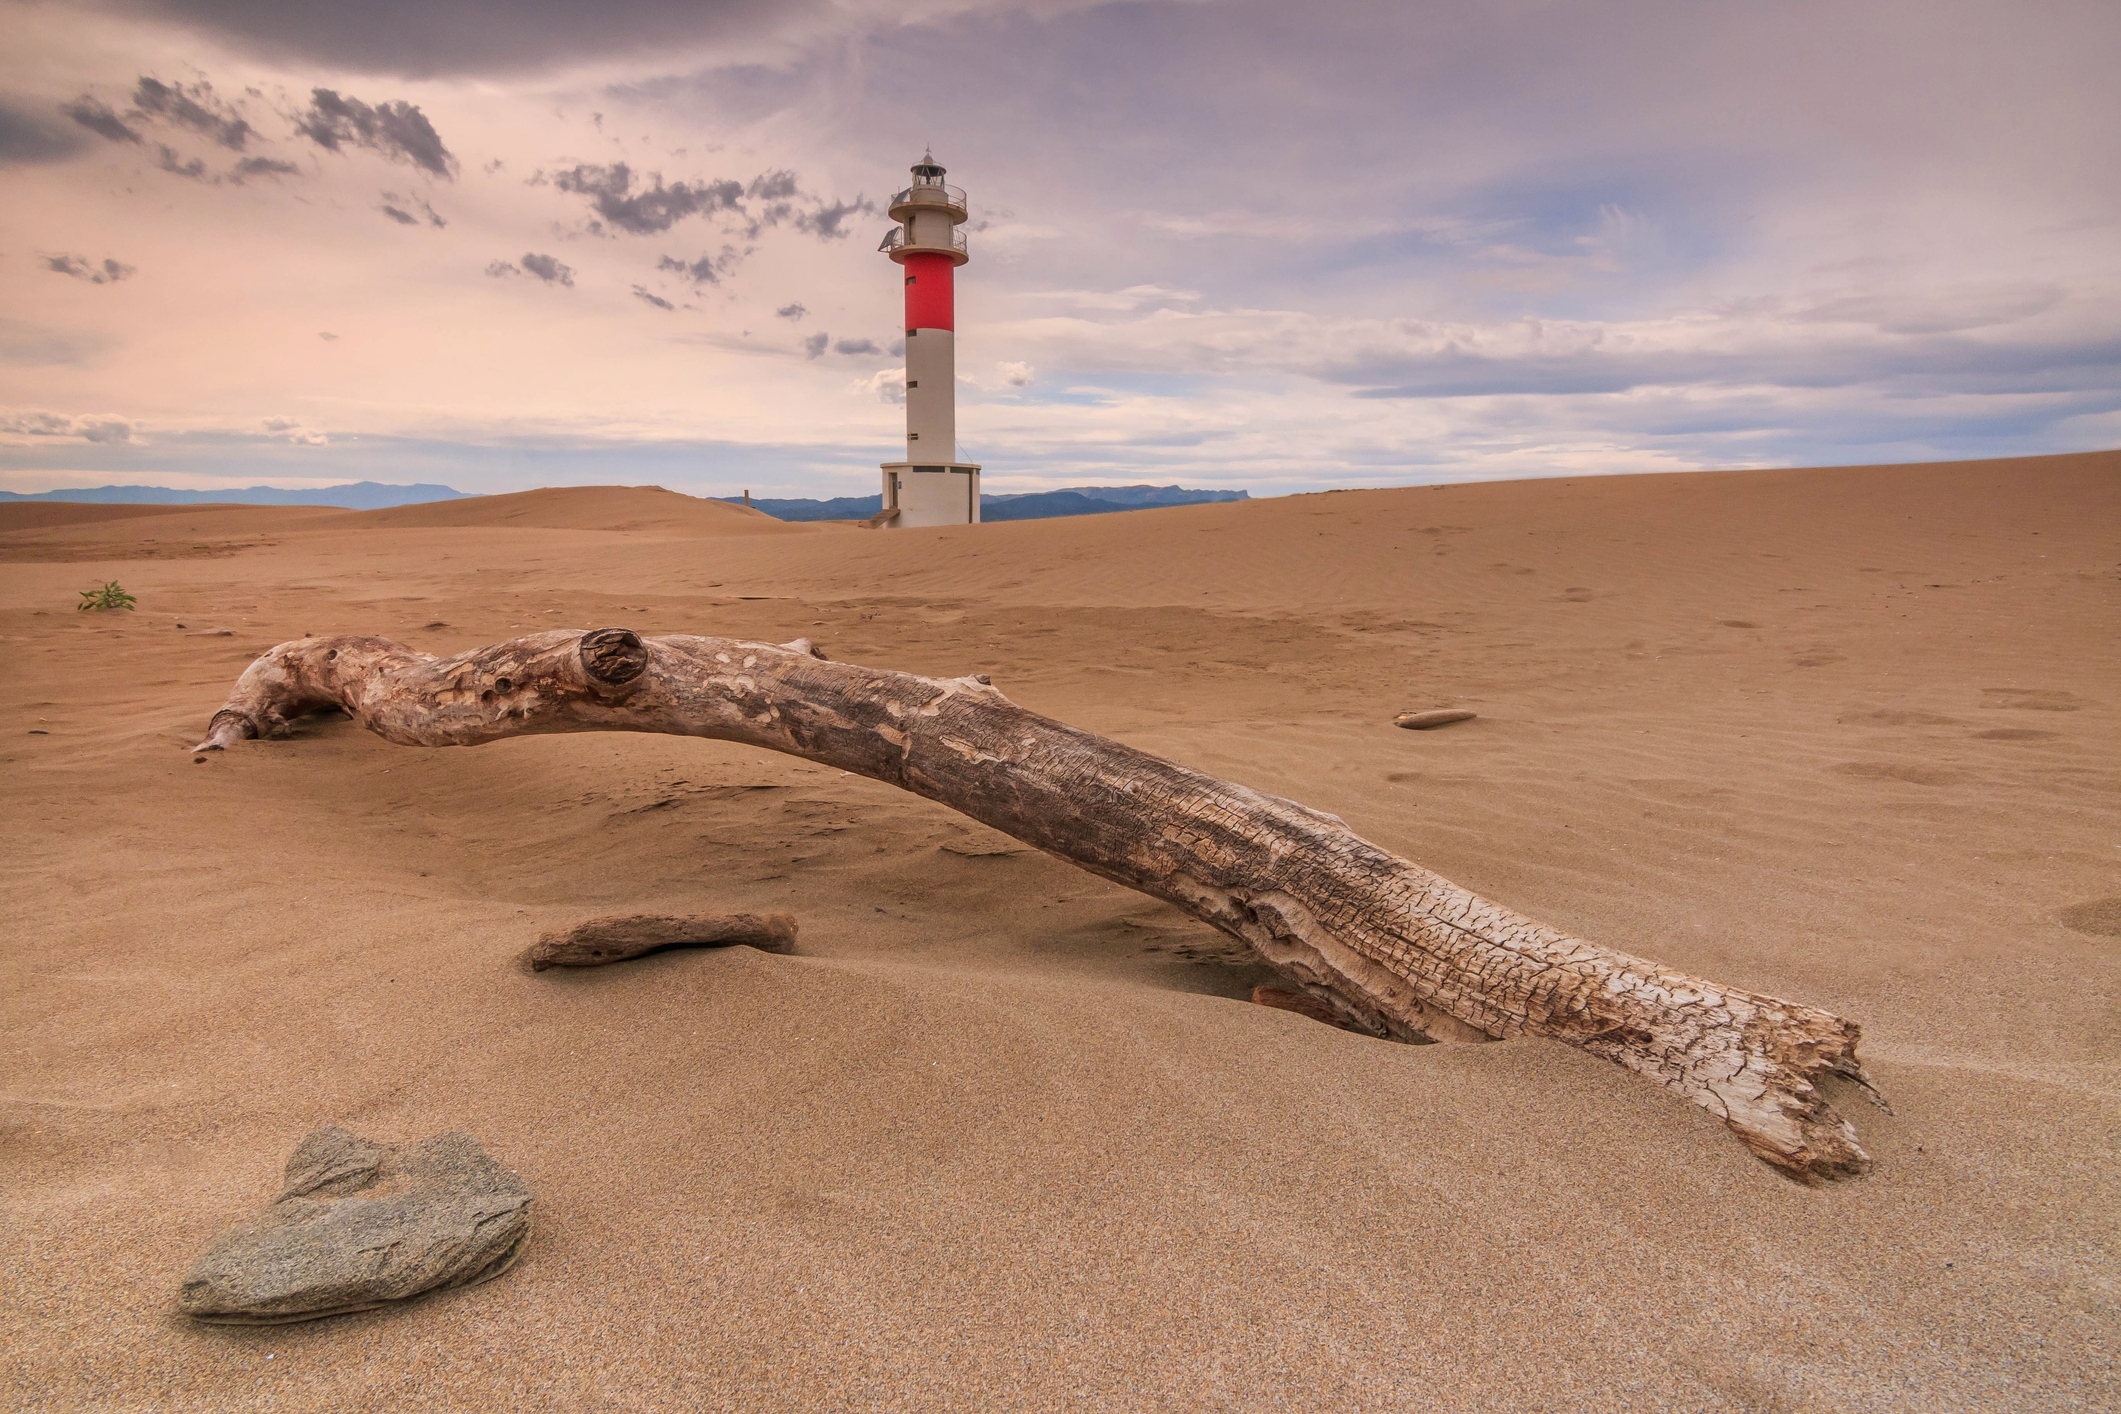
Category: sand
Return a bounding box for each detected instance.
[2,451,2115,1411]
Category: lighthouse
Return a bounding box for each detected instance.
[876,152,979,527]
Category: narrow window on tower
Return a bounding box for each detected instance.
[909,432,919,440]
[907,380,918,389]
[906,276,916,285]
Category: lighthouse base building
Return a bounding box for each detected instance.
[877,153,979,527]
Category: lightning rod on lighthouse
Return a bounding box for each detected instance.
[875,151,979,527]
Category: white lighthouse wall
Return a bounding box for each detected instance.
[904,328,955,461]
[908,207,957,247]
[881,465,978,528]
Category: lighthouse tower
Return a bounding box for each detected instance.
[876,152,979,527]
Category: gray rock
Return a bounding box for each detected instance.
[179,1126,532,1324]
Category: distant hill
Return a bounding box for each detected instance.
[722,484,1249,523]
[0,481,470,510]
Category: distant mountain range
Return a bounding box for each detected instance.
[722,484,1250,522]
[0,481,471,509]
[1,480,1251,521]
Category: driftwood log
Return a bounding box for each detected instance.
[526,912,797,970]
[195,627,1884,1181]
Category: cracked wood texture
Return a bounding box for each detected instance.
[196,627,1883,1181]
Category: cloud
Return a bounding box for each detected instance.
[2,410,137,443]
[656,248,740,286]
[0,100,90,165]
[775,302,807,321]
[317,331,338,340]
[1793,285,2067,337]
[489,253,574,286]
[632,286,675,310]
[792,196,873,240]
[379,191,446,227]
[553,162,741,235]
[854,368,906,404]
[60,96,142,145]
[261,416,327,445]
[92,0,798,79]
[998,360,1034,387]
[155,144,210,180]
[802,332,828,359]
[832,337,879,355]
[0,411,73,436]
[296,88,455,178]
[132,77,251,151]
[45,253,135,283]
[231,155,299,180]
[520,252,572,284]
[748,170,798,202]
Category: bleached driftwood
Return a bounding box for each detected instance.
[196,627,1884,1181]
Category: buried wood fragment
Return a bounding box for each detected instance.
[194,627,1884,1181]
[1395,709,1477,730]
[525,912,798,970]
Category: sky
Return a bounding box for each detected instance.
[2,0,2116,499]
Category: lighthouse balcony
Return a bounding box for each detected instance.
[887,182,968,222]
[878,224,970,265]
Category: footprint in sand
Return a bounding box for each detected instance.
[1838,709,1960,727]
[1982,687,2089,712]
[1834,762,1964,787]
[2057,899,2121,938]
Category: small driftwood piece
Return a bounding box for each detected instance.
[195,627,1884,1181]
[1395,709,1477,730]
[526,912,797,970]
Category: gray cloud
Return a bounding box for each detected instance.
[802,332,828,359]
[0,100,91,165]
[632,286,675,310]
[232,155,300,180]
[78,417,139,444]
[656,248,740,286]
[132,77,251,150]
[520,252,572,285]
[554,163,741,236]
[792,196,872,240]
[1330,330,2121,402]
[297,89,455,178]
[1,410,137,443]
[832,337,879,355]
[92,0,792,78]
[775,302,807,320]
[155,144,210,180]
[488,253,575,286]
[45,254,135,284]
[379,191,446,227]
[61,96,142,145]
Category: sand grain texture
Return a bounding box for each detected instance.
[4,454,2117,1411]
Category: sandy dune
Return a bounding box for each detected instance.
[3,451,2116,1411]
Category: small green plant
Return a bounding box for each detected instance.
[77,581,137,613]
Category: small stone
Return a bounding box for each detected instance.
[178,1126,532,1324]
[1394,709,1477,730]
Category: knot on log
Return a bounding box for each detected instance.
[579,628,648,688]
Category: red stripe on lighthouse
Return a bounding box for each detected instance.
[903,252,954,331]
